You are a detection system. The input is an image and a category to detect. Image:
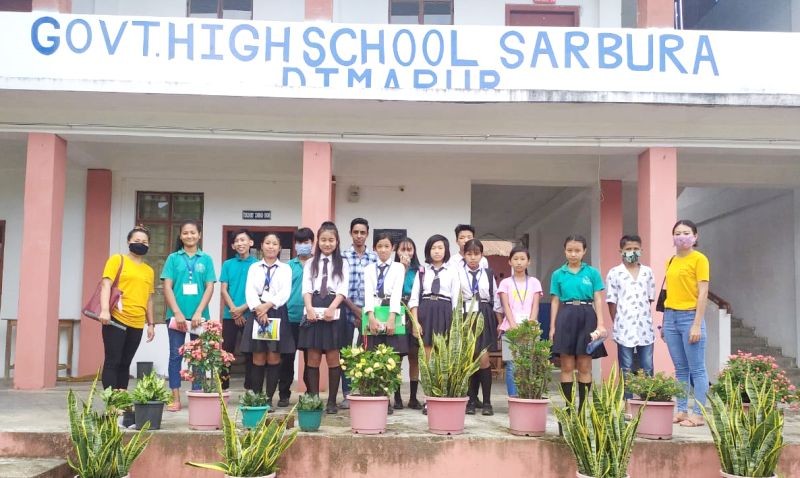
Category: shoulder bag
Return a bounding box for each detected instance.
[83,254,125,324]
[655,256,676,312]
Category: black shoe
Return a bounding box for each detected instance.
[422,403,428,415]
[482,404,494,416]
[326,403,338,414]
[394,398,404,410]
[475,398,483,408]
[466,399,477,415]
[277,397,290,408]
[407,398,422,410]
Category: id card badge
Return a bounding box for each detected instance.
[183,283,199,296]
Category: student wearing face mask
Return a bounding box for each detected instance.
[605,235,656,400]
[98,225,156,390]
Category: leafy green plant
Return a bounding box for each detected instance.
[101,387,134,414]
[701,373,785,477]
[711,351,797,404]
[553,367,640,478]
[626,371,686,402]
[414,294,484,398]
[239,390,269,408]
[340,343,402,396]
[187,382,298,477]
[132,371,171,404]
[68,375,151,478]
[504,319,553,399]
[297,394,324,412]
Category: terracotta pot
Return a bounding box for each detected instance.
[226,474,275,478]
[426,396,468,435]
[629,399,675,440]
[349,395,389,434]
[507,397,548,437]
[187,390,231,430]
[720,472,776,478]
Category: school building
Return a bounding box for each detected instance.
[1,0,800,390]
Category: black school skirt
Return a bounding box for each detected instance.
[552,303,608,359]
[471,301,499,353]
[417,297,453,347]
[240,305,294,354]
[297,294,348,352]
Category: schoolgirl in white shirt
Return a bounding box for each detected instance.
[363,232,408,355]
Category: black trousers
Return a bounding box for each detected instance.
[102,323,143,390]
[278,322,301,400]
[222,318,251,389]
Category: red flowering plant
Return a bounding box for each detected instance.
[178,320,235,393]
[710,350,797,404]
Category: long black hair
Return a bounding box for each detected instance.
[174,220,201,252]
[394,236,421,270]
[310,222,344,281]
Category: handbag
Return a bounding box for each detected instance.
[83,254,124,321]
[655,256,675,312]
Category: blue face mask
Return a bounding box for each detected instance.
[295,243,313,256]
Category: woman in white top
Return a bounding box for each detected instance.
[241,233,292,403]
[298,222,350,414]
[363,232,408,355]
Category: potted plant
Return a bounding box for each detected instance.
[132,370,171,430]
[187,385,298,478]
[711,351,797,406]
[626,370,686,440]
[179,319,236,430]
[297,394,324,432]
[701,374,785,478]
[415,295,484,435]
[239,390,271,429]
[503,319,553,436]
[339,343,402,434]
[553,367,639,478]
[68,376,151,478]
[101,387,136,428]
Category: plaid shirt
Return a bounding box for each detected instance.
[344,246,378,323]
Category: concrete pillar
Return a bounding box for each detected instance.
[32,0,71,12]
[636,0,674,27]
[305,0,332,20]
[78,170,112,377]
[599,180,623,377]
[638,147,677,373]
[14,134,67,389]
[795,189,800,367]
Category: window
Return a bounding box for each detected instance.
[136,192,204,321]
[0,0,32,12]
[188,0,252,19]
[390,0,453,25]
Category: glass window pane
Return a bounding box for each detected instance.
[390,15,419,24]
[143,224,171,256]
[223,0,251,19]
[424,1,450,14]
[391,1,419,16]
[172,193,203,220]
[137,193,170,221]
[189,0,217,16]
[424,0,451,24]
[423,14,451,24]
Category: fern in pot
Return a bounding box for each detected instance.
[132,371,171,430]
[626,370,686,440]
[504,319,553,436]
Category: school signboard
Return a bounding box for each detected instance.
[1,12,799,102]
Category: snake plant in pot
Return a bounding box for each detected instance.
[503,319,553,436]
[553,367,639,478]
[414,294,484,435]
[700,374,785,478]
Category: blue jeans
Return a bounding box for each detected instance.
[618,343,654,399]
[167,327,198,390]
[505,361,517,397]
[663,309,708,414]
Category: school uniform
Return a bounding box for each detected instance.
[408,263,460,347]
[401,266,421,350]
[457,265,502,353]
[363,260,408,354]
[219,254,258,389]
[549,262,608,359]
[297,255,351,352]
[241,259,294,354]
[448,252,488,269]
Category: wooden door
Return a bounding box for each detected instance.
[506,4,580,27]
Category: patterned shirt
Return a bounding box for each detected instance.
[605,263,656,347]
[343,246,378,323]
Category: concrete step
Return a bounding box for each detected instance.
[730,316,744,328]
[731,335,768,348]
[0,458,71,478]
[733,345,784,358]
[730,325,756,338]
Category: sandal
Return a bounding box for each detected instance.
[166,402,182,412]
[673,412,688,424]
[678,417,705,427]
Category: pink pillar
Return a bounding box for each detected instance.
[32,0,71,12]
[599,180,623,377]
[636,0,674,28]
[638,148,677,373]
[78,170,112,377]
[14,134,67,390]
[305,0,332,20]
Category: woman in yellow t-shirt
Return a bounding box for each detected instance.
[662,219,710,427]
[98,226,156,390]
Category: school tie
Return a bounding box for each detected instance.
[431,267,442,295]
[263,264,277,292]
[320,258,329,297]
[377,264,388,298]
[470,270,480,298]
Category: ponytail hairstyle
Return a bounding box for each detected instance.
[310,222,344,281]
[174,220,202,252]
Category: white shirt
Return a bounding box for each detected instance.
[457,265,502,313]
[408,263,460,310]
[449,252,488,269]
[606,263,656,347]
[245,259,292,311]
[363,260,405,315]
[302,254,350,298]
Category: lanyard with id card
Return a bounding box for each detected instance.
[182,254,200,296]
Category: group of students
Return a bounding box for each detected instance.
[98,217,710,426]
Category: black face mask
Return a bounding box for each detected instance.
[129,242,149,256]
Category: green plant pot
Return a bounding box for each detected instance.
[298,409,323,432]
[240,405,270,429]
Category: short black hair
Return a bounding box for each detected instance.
[233,229,252,241]
[350,217,369,232]
[463,238,483,254]
[424,234,451,264]
[262,232,281,247]
[294,227,314,243]
[564,234,588,250]
[454,224,475,238]
[374,232,394,247]
[508,245,530,260]
[619,234,642,249]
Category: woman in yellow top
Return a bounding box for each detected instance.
[98,225,156,390]
[662,219,710,427]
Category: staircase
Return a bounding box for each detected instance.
[730,317,800,386]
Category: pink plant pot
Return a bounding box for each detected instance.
[349,395,389,434]
[721,472,776,478]
[629,399,675,440]
[187,390,231,431]
[426,397,468,435]
[507,397,549,437]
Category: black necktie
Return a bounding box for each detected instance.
[431,267,442,295]
[320,258,329,297]
[377,264,388,297]
[470,270,480,297]
[263,264,277,292]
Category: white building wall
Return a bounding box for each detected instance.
[255,0,305,22]
[94,0,186,17]
[334,0,388,24]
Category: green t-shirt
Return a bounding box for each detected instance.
[160,249,217,321]
[287,257,305,323]
[549,262,604,301]
[219,255,258,319]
